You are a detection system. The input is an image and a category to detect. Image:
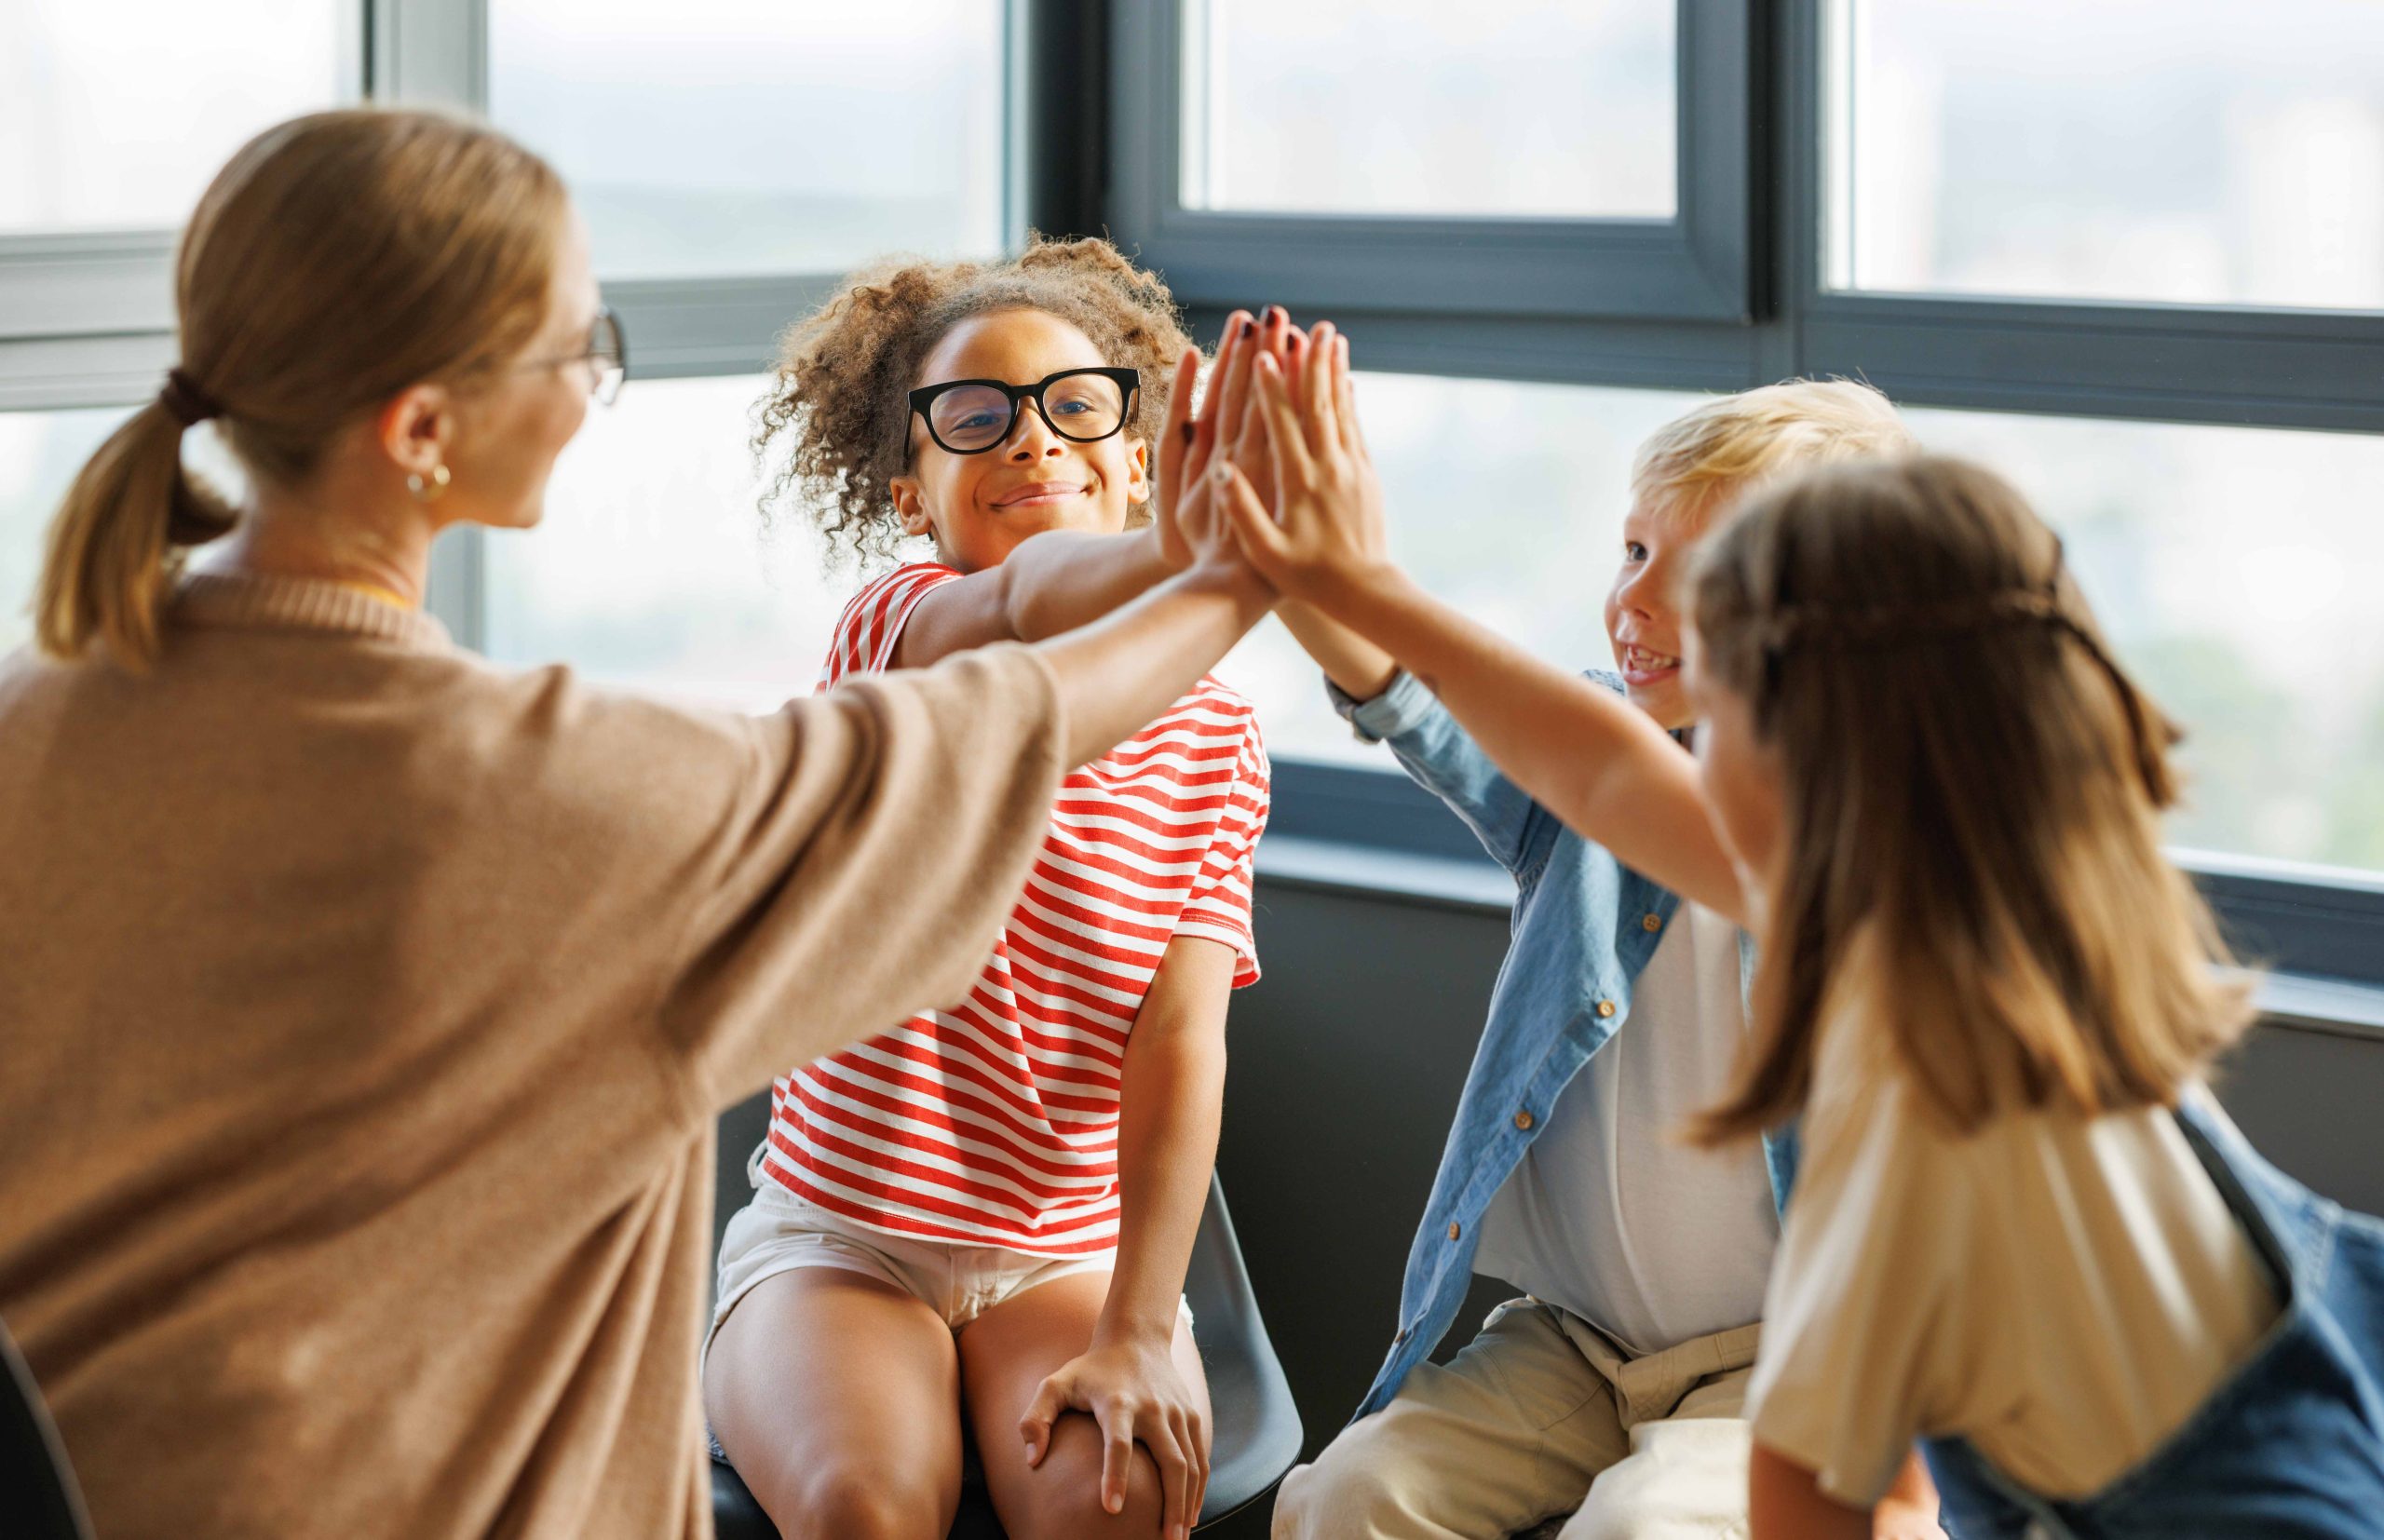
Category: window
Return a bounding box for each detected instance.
[1231,379,2384,884]
[1829,0,2384,309]
[470,3,1021,685]
[0,407,129,655]
[7,0,2377,980]
[1905,407,2384,877]
[1179,0,1675,220]
[1108,0,1753,321]
[488,0,1008,280]
[0,0,355,236]
[481,374,853,709]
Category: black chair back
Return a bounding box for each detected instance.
[1,1316,95,1540]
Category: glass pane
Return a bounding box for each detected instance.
[0,408,130,656]
[1902,407,2384,878]
[1832,0,2384,308]
[1229,376,2384,881]
[488,0,1006,280]
[0,1,349,235]
[1180,0,1675,219]
[1214,376,1699,760]
[482,375,851,710]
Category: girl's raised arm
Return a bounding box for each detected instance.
[1218,330,1745,923]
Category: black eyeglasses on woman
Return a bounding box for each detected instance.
[519,305,627,407]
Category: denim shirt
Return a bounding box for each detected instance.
[1333,669,1798,1420]
[1922,1095,2384,1538]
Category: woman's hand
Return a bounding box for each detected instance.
[1214,320,1390,605]
[1020,1331,1211,1540]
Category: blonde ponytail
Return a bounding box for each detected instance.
[35,398,237,667]
[32,106,564,669]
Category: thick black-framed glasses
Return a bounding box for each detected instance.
[521,305,627,407]
[907,366,1140,459]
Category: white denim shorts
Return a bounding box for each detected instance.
[708,1181,1136,1352]
[702,1182,1191,1462]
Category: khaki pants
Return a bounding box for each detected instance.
[1274,1300,1760,1540]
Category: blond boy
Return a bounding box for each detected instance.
[1269,382,1934,1540]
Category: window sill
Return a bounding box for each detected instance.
[1253,836,2384,1045]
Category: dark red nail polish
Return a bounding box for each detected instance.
[1179,422,1195,446]
[1239,319,1256,339]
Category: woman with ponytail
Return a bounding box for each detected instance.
[0,108,1273,1540]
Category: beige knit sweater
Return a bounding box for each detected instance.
[0,572,1068,1539]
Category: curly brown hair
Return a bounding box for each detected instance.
[754,236,1197,571]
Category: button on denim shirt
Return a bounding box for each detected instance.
[1334,670,1798,1420]
[1923,1095,2384,1538]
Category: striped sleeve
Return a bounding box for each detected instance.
[817,562,965,689]
[1173,712,1269,988]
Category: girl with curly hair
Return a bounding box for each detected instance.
[706,237,1279,1540]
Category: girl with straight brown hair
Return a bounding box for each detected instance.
[1212,354,2384,1536]
[0,106,1277,1540]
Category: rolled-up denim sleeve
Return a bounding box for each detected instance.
[1327,669,1547,878]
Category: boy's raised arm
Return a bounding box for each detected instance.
[1217,326,1747,924]
[1280,601,1400,703]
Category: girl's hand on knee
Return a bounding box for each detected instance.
[1019,1333,1210,1540]
[1217,320,1389,604]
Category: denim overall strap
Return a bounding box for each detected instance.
[1921,1100,2384,1540]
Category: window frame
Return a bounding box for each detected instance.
[1104,0,2384,984]
[0,0,1035,649]
[1,0,2377,986]
[0,0,370,407]
[1104,0,1758,323]
[1781,0,2384,436]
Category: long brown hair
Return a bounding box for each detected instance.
[35,108,567,667]
[1690,455,2253,1141]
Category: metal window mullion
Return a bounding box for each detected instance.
[371,0,489,646]
[369,0,487,110]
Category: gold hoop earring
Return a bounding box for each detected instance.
[406,464,451,503]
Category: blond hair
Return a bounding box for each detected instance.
[1689,455,2252,1142]
[1632,378,1915,514]
[753,236,1194,571]
[35,108,567,668]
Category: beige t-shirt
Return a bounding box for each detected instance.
[0,574,1068,1540]
[1745,997,2279,1506]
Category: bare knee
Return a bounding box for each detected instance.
[769,1465,949,1540]
[704,1384,944,1540]
[1001,1412,1168,1540]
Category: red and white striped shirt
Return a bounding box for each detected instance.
[757,563,1270,1255]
